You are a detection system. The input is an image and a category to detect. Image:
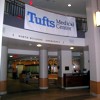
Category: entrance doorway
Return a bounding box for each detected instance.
[7,54,39,93]
[7,54,59,93]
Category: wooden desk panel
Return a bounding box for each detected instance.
[63,74,90,87]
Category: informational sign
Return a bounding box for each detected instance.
[24,4,77,37]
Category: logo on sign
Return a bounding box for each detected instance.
[27,11,75,31]
[27,11,55,28]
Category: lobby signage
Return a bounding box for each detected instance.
[24,4,77,37]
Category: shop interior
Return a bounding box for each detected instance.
[7,54,59,93]
[7,51,89,93]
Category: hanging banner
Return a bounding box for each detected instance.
[24,4,77,37]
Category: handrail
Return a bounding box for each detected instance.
[5,0,25,18]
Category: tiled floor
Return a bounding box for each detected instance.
[1,88,99,100]
[1,79,99,100]
[7,78,39,93]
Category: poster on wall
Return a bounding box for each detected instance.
[24,4,77,37]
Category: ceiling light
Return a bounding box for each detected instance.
[96,0,100,26]
[10,55,13,57]
[73,65,76,68]
[37,44,42,47]
[70,47,74,50]
[96,11,100,26]
[68,4,71,7]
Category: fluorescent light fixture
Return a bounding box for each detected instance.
[70,47,74,50]
[37,44,42,47]
[96,11,100,26]
[68,4,71,7]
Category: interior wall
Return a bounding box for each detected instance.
[60,50,73,77]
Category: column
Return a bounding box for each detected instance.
[0,46,8,95]
[58,50,72,88]
[86,0,100,96]
[39,49,48,89]
[57,50,62,87]
[83,50,90,71]
[0,0,6,95]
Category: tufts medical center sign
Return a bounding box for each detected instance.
[24,4,77,37]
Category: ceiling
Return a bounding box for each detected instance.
[21,0,86,16]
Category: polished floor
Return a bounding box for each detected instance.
[1,79,100,100]
[1,88,100,100]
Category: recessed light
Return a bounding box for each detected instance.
[68,4,71,7]
[37,44,42,47]
[73,65,76,68]
[70,47,74,50]
[10,55,13,57]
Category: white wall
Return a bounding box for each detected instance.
[8,49,39,55]
[3,25,85,47]
[8,49,57,56]
[84,51,90,71]
[58,50,72,77]
[1,46,8,81]
[86,0,100,81]
[0,0,5,81]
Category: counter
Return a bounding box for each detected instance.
[63,73,90,88]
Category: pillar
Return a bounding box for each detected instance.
[39,49,48,89]
[83,50,90,71]
[58,50,72,88]
[57,50,62,87]
[0,46,8,95]
[0,0,6,95]
[86,0,100,96]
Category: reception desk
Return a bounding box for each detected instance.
[63,73,90,88]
